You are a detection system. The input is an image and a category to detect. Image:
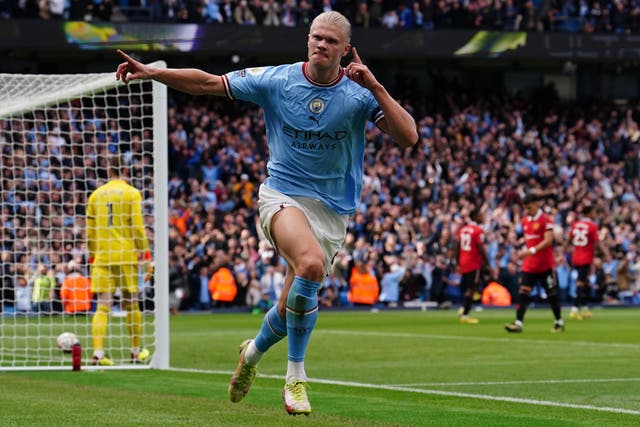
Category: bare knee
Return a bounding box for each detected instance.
[293,253,325,282]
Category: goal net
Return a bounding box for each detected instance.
[0,64,169,370]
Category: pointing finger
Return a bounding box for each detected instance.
[351,46,362,64]
[117,49,132,62]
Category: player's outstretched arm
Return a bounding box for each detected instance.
[344,47,418,149]
[115,49,226,96]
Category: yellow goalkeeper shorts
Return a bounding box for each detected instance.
[91,264,138,294]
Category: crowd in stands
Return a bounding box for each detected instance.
[3,0,640,34]
[2,73,640,316]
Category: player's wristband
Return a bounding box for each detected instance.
[142,250,152,261]
[529,247,537,255]
[88,257,94,265]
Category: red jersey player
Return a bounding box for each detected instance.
[568,204,607,320]
[455,208,493,324]
[505,193,564,333]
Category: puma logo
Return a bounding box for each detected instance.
[308,115,320,126]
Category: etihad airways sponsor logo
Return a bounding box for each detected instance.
[290,141,337,150]
[283,124,347,141]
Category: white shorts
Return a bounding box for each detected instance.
[258,184,349,276]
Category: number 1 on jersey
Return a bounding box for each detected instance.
[107,202,113,227]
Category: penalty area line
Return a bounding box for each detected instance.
[169,367,640,416]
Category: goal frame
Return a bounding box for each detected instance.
[0,63,169,371]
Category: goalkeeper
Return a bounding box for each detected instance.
[87,154,152,366]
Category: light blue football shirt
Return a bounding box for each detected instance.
[223,62,383,215]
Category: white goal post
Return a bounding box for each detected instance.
[0,63,169,371]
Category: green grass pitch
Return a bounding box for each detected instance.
[1,307,639,426]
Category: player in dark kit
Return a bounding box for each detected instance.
[454,208,493,324]
[505,194,565,333]
[568,204,607,320]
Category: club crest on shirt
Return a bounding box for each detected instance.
[309,98,325,114]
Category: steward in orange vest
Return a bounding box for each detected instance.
[208,266,238,303]
[348,264,379,305]
[481,281,512,307]
[60,261,93,314]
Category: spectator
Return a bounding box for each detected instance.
[411,1,424,28]
[60,260,93,315]
[398,2,414,28]
[0,0,11,19]
[555,251,572,304]
[234,0,257,25]
[30,263,56,314]
[298,0,316,26]
[245,267,267,313]
[378,255,406,307]
[369,0,384,26]
[94,0,113,21]
[612,249,634,302]
[219,0,235,23]
[430,253,452,308]
[381,9,399,28]
[422,0,435,29]
[250,0,266,24]
[319,271,343,307]
[353,1,370,27]
[48,0,65,19]
[208,251,238,308]
[169,254,188,314]
[205,0,224,23]
[259,264,284,303]
[262,0,281,25]
[280,0,298,26]
[2,0,640,34]
[0,251,14,312]
[194,265,213,310]
[481,280,512,306]
[348,251,380,306]
[15,276,32,314]
[232,173,255,209]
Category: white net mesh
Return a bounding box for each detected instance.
[0,72,159,370]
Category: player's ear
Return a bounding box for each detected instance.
[342,44,352,58]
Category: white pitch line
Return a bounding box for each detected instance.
[317,329,640,349]
[395,378,640,387]
[169,367,640,416]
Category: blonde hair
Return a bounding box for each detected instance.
[311,11,351,42]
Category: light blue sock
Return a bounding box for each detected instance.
[254,305,287,353]
[286,276,320,363]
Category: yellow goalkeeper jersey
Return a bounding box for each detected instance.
[87,179,149,266]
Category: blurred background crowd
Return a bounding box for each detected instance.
[3,0,640,34]
[2,72,640,315]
